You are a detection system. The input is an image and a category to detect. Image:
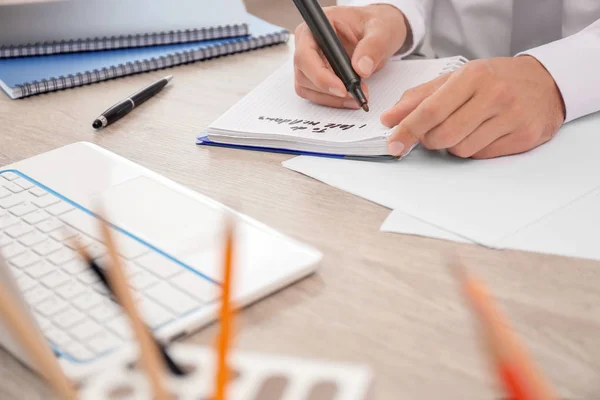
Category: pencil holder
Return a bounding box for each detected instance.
[80,344,374,399]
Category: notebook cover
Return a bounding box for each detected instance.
[0,16,288,99]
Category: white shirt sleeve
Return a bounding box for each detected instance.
[341,0,427,58]
[519,19,600,123]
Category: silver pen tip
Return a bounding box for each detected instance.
[165,75,173,83]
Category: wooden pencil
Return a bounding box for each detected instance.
[451,260,556,400]
[214,217,236,400]
[98,218,171,399]
[0,280,77,399]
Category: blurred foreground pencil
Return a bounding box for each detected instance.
[0,280,77,399]
[99,218,171,399]
[214,217,236,400]
[451,261,556,400]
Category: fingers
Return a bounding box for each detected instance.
[445,117,511,158]
[294,24,347,96]
[351,26,393,78]
[380,73,451,128]
[295,86,362,109]
[420,93,499,151]
[470,128,549,159]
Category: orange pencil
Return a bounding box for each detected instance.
[214,217,236,400]
[451,260,556,400]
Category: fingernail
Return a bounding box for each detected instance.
[388,141,405,156]
[343,100,360,109]
[357,56,374,76]
[329,87,346,97]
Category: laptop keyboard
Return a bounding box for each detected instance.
[0,170,220,363]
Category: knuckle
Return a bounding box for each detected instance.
[490,81,514,104]
[427,126,454,149]
[420,102,440,121]
[464,60,493,78]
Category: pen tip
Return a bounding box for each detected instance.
[362,103,369,112]
[165,75,173,83]
[92,120,102,129]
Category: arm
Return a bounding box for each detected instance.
[519,19,600,122]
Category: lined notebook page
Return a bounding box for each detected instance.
[209,57,455,143]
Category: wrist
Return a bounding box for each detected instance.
[519,55,566,124]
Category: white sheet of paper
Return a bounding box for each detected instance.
[380,210,472,243]
[283,112,600,247]
[209,58,454,144]
[381,185,600,261]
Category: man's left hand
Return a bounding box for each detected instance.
[382,56,566,159]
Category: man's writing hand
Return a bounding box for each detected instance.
[293,5,408,109]
[382,56,566,159]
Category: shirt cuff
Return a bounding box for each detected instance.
[345,0,426,58]
[518,25,600,123]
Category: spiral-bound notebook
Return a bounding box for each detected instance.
[0,0,249,58]
[199,56,468,158]
[0,16,288,99]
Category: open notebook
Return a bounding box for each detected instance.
[0,0,248,58]
[199,56,467,158]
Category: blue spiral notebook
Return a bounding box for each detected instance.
[0,16,288,99]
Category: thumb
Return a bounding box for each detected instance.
[351,28,395,78]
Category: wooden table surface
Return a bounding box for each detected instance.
[1,41,599,400]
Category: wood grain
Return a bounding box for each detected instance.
[1,42,599,400]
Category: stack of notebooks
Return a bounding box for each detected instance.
[0,0,289,99]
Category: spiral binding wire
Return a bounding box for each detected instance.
[13,30,289,98]
[439,56,469,75]
[0,24,249,58]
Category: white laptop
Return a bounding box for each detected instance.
[0,142,321,382]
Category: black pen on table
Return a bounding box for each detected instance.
[92,75,172,129]
[292,0,369,112]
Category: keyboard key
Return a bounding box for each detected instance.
[3,181,24,194]
[0,194,24,209]
[18,230,47,246]
[9,202,37,217]
[36,218,64,233]
[70,320,103,341]
[61,259,87,275]
[3,242,26,258]
[23,210,50,225]
[86,242,107,259]
[52,307,85,329]
[5,222,35,238]
[72,291,104,310]
[89,301,121,323]
[24,285,52,305]
[16,274,37,291]
[46,201,74,216]
[137,298,173,329]
[0,187,11,199]
[24,261,55,278]
[145,282,199,315]
[1,172,20,181]
[55,280,87,299]
[170,271,219,303]
[36,295,69,317]
[65,343,95,360]
[10,250,41,268]
[106,315,132,339]
[0,234,11,247]
[47,248,76,265]
[41,270,71,288]
[64,234,94,249]
[87,330,121,354]
[29,187,47,197]
[13,178,34,190]
[32,239,62,256]
[128,270,159,291]
[34,313,52,330]
[77,269,100,285]
[136,253,181,279]
[49,227,78,242]
[31,194,60,208]
[0,214,19,229]
[44,326,72,347]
